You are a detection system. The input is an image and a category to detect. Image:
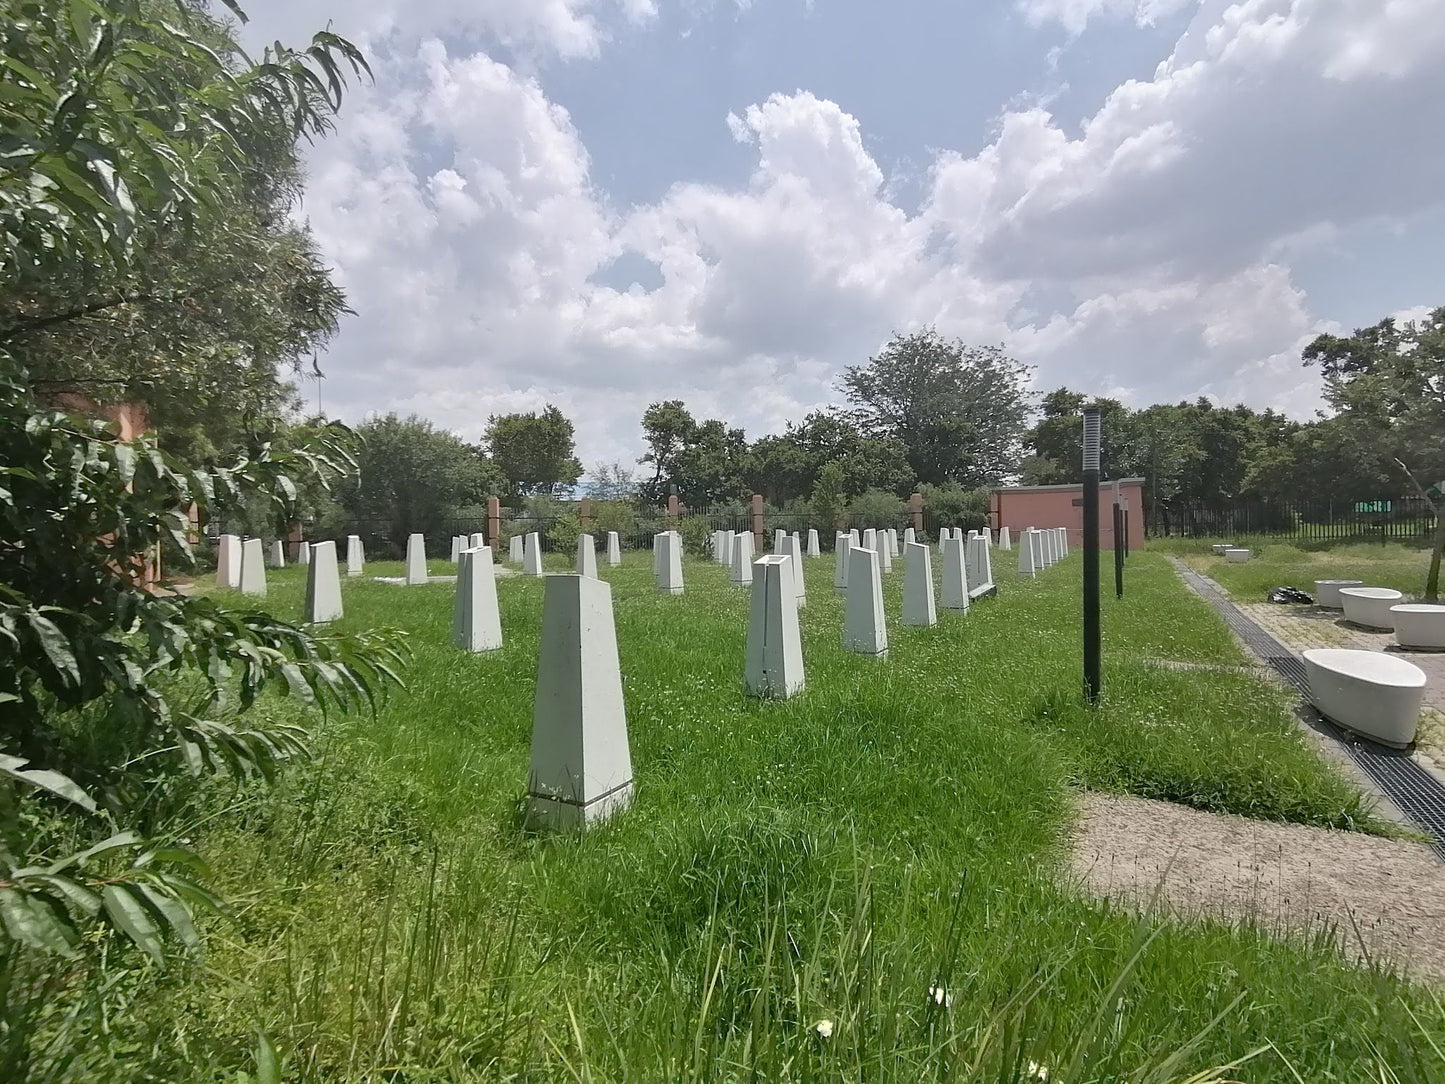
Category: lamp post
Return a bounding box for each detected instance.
[1082,406,1102,703]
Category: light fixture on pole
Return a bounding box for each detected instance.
[1082,406,1102,703]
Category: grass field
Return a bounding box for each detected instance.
[22,547,1445,1081]
[1154,538,1438,601]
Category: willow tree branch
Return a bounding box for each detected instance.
[0,293,156,342]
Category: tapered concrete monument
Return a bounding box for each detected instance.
[305,540,343,623]
[1032,528,1047,572]
[469,532,485,551]
[523,532,544,576]
[450,535,463,563]
[723,530,736,565]
[405,533,428,585]
[346,534,364,576]
[656,531,684,595]
[1058,527,1069,558]
[711,530,724,562]
[888,528,900,558]
[729,531,754,586]
[937,527,951,554]
[903,526,915,546]
[834,532,851,590]
[576,533,598,578]
[940,534,970,611]
[849,528,860,546]
[509,535,524,563]
[998,527,1012,551]
[844,547,888,657]
[902,541,937,626]
[773,528,787,555]
[965,532,996,599]
[239,537,266,596]
[879,532,893,573]
[452,546,502,652]
[297,540,310,566]
[268,540,285,568]
[806,528,820,557]
[787,532,806,607]
[745,555,805,698]
[217,533,241,589]
[526,575,633,831]
[606,531,621,566]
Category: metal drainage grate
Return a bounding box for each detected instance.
[1172,560,1445,859]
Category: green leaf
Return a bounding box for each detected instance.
[135,883,200,951]
[102,884,164,964]
[0,888,77,955]
[24,611,80,686]
[0,755,97,812]
[255,1030,280,1084]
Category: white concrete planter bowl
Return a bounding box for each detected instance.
[1391,604,1445,650]
[1211,543,1234,555]
[1303,648,1426,748]
[1313,579,1364,609]
[1339,587,1405,630]
[1224,548,1252,563]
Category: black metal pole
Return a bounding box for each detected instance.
[1083,407,1102,704]
[1114,503,1124,598]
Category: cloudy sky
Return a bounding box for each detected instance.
[237,0,1445,471]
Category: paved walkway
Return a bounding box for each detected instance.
[1240,601,1445,768]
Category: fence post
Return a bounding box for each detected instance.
[910,491,923,535]
[186,502,200,546]
[286,521,303,562]
[666,492,680,529]
[486,496,501,546]
[751,493,765,549]
[579,497,593,533]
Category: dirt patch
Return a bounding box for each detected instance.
[1069,792,1445,984]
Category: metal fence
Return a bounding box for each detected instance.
[1148,497,1436,542]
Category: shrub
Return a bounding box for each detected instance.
[847,489,907,529]
[678,514,715,557]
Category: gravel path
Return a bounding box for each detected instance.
[1069,792,1445,984]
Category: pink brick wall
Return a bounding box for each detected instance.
[990,481,1145,550]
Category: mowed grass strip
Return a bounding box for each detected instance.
[91,548,1441,1081]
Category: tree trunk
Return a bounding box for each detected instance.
[1427,508,1444,601]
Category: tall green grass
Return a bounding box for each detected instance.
[9,550,1442,1081]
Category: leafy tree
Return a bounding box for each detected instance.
[637,401,750,506]
[0,0,366,463]
[1304,307,1445,596]
[840,329,1032,488]
[0,0,397,984]
[485,404,582,500]
[586,460,638,501]
[338,414,497,548]
[1020,391,1136,486]
[748,410,914,504]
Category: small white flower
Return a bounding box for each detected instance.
[1027,1060,1050,1081]
[814,1019,834,1039]
[928,984,953,1008]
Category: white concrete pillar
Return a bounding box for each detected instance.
[450,535,462,563]
[607,531,621,566]
[1018,529,1037,576]
[305,540,343,623]
[346,534,363,576]
[1059,527,1069,558]
[405,533,428,585]
[940,534,970,611]
[526,575,633,831]
[937,527,951,555]
[806,528,820,557]
[576,533,598,578]
[239,537,267,596]
[1032,528,1047,572]
[745,555,805,698]
[773,528,787,555]
[787,532,806,607]
[903,526,916,546]
[297,540,311,566]
[887,528,900,559]
[723,530,736,565]
[849,528,860,547]
[902,541,936,626]
[844,547,888,657]
[217,533,241,588]
[509,535,524,563]
[879,532,893,574]
[999,526,1012,551]
[469,532,485,551]
[268,540,285,568]
[729,531,754,586]
[452,546,502,652]
[523,531,544,576]
[966,533,994,597]
[834,532,851,590]
[656,531,684,594]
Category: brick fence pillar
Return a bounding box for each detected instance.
[910,491,923,535]
[486,495,501,546]
[286,521,304,562]
[579,497,593,532]
[666,492,680,528]
[751,493,765,549]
